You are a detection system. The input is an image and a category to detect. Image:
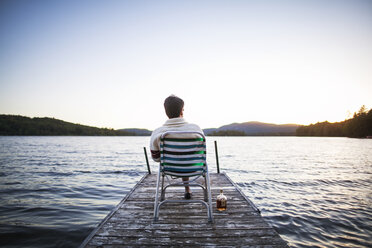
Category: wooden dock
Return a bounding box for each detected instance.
[80,173,288,247]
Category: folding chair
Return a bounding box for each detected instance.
[153,131,213,223]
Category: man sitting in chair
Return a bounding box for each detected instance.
[150,95,204,199]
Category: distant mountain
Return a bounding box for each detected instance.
[0,115,133,136]
[0,114,300,136]
[118,128,152,136]
[204,121,300,136]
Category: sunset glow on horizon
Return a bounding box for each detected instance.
[1,0,371,130]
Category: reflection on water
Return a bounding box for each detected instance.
[0,137,148,248]
[0,136,371,247]
[214,137,372,248]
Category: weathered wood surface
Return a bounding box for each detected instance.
[80,173,288,247]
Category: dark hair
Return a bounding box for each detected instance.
[164,95,184,118]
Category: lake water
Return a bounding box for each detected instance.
[0,136,371,247]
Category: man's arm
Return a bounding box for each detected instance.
[151,150,160,162]
[150,129,160,162]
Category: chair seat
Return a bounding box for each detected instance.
[153,131,213,222]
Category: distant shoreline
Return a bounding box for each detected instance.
[1,109,371,138]
[0,115,143,136]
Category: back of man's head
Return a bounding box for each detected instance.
[164,95,184,119]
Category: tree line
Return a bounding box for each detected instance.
[296,106,372,138]
[207,130,247,136]
[207,130,296,136]
[0,115,133,136]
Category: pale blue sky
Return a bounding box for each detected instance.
[1,0,371,129]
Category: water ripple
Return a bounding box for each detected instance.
[1,136,371,248]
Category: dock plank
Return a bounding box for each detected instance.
[80,173,288,247]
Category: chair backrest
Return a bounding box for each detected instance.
[160,131,207,177]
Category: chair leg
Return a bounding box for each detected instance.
[155,171,213,223]
[160,175,165,201]
[205,171,214,223]
[203,175,208,202]
[153,169,162,222]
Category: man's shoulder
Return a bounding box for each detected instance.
[186,122,201,128]
[178,123,203,134]
[151,126,166,137]
[151,121,203,136]
[184,122,202,130]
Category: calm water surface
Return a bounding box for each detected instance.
[0,136,371,247]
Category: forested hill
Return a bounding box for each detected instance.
[296,106,372,138]
[0,115,134,136]
[3,107,370,137]
[204,122,299,136]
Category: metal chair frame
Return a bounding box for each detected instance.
[153,131,213,223]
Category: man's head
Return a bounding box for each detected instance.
[164,95,184,119]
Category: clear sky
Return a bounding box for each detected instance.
[1,0,371,130]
